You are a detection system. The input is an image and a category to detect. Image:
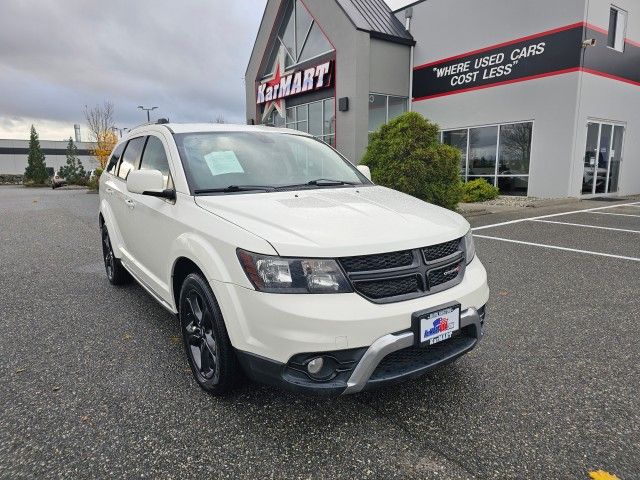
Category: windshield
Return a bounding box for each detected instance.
[174,131,369,193]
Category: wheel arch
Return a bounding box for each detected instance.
[99,198,124,258]
[171,256,206,313]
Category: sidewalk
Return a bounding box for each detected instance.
[458,196,582,218]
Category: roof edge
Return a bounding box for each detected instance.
[367,29,416,46]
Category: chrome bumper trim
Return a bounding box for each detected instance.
[343,307,481,394]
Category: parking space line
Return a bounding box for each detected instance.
[472,201,640,231]
[530,219,640,234]
[588,211,640,218]
[474,234,640,262]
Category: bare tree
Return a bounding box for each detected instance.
[84,102,115,142]
[83,102,117,169]
[499,123,532,173]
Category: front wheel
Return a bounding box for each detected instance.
[179,273,242,395]
[101,223,130,285]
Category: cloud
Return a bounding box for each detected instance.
[0,0,266,139]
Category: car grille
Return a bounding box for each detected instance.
[339,237,465,303]
[422,239,460,262]
[339,250,414,272]
[427,261,463,288]
[354,275,422,300]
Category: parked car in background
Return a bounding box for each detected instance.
[51,171,66,189]
[99,122,489,396]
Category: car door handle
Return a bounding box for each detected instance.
[124,199,135,209]
[105,187,113,195]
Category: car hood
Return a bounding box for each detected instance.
[195,186,469,257]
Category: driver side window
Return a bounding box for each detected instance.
[139,136,172,189]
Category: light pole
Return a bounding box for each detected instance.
[111,126,130,138]
[138,105,158,122]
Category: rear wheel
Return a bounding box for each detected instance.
[101,223,130,285]
[179,273,241,395]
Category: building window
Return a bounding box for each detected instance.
[442,129,467,174]
[284,98,335,147]
[368,94,408,134]
[607,6,627,52]
[442,121,533,196]
[262,0,333,76]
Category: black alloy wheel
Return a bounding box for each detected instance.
[183,288,220,383]
[179,273,241,394]
[100,223,129,285]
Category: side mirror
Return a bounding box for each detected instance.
[357,165,372,181]
[127,170,175,200]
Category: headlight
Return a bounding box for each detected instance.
[237,249,352,293]
[464,229,476,265]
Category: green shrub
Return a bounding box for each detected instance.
[59,137,87,184]
[87,167,103,191]
[361,112,463,210]
[462,178,500,203]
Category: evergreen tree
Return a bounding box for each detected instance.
[59,137,86,184]
[24,125,48,184]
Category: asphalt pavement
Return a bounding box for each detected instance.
[1,185,638,479]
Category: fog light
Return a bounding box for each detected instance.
[307,357,324,375]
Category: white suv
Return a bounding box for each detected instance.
[99,122,489,395]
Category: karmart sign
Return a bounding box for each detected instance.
[256,53,334,119]
[257,60,333,106]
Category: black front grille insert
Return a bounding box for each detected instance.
[428,260,464,289]
[339,237,465,303]
[422,239,461,262]
[354,275,421,300]
[339,250,414,272]
[369,330,476,382]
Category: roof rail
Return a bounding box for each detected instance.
[129,118,171,130]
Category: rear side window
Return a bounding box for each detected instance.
[117,137,146,180]
[139,136,171,189]
[106,143,126,174]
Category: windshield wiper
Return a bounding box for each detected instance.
[307,179,357,186]
[194,185,275,194]
[277,179,358,189]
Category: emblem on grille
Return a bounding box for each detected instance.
[442,265,461,277]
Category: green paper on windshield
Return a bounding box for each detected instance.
[203,151,244,176]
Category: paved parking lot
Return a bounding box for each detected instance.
[1,185,638,479]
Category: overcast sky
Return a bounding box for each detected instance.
[0,0,412,142]
[0,0,267,141]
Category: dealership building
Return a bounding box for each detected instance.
[245,0,639,197]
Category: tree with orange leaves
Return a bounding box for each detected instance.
[83,102,117,169]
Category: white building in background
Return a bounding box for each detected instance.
[0,139,99,176]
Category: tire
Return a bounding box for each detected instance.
[100,223,130,285]
[179,273,242,395]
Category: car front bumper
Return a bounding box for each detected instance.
[235,304,485,395]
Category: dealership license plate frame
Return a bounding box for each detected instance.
[412,302,461,347]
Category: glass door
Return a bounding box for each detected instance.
[607,126,624,193]
[581,122,624,195]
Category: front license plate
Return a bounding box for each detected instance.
[420,306,460,345]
